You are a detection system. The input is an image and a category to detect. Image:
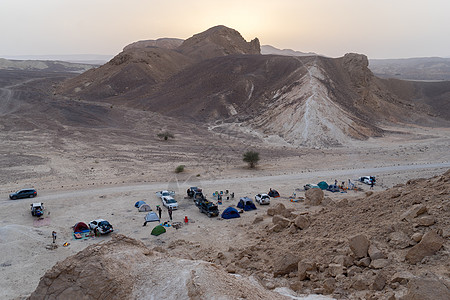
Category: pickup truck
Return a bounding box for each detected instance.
[195,197,219,217]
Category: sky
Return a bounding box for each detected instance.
[1,0,449,59]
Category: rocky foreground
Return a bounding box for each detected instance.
[29,170,450,299]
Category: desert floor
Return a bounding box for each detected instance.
[1,118,449,299]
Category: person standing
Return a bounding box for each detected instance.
[52,231,57,244]
[168,206,173,221]
[157,205,162,220]
[370,180,374,190]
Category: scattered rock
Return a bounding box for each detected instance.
[391,271,415,284]
[352,275,369,291]
[294,215,310,230]
[267,203,286,216]
[389,231,411,249]
[323,278,336,294]
[349,234,370,258]
[368,244,386,260]
[273,252,299,276]
[253,216,263,224]
[369,259,390,269]
[272,215,291,228]
[415,215,436,227]
[371,272,386,291]
[334,255,353,267]
[411,232,423,243]
[328,263,344,277]
[400,204,427,221]
[298,261,316,281]
[269,224,283,233]
[401,274,450,300]
[405,230,444,264]
[305,188,324,206]
[356,257,371,267]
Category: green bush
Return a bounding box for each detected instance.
[175,165,185,173]
[243,151,260,168]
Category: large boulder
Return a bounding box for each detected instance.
[349,234,370,258]
[267,203,286,216]
[305,188,324,206]
[405,231,444,264]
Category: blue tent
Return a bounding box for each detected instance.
[221,207,240,219]
[135,200,146,208]
[237,197,257,211]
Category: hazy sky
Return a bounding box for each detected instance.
[1,0,449,59]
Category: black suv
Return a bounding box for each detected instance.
[9,189,37,200]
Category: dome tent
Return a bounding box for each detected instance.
[237,197,257,211]
[221,206,240,219]
[135,200,146,208]
[151,225,166,236]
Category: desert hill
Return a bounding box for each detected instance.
[57,26,450,148]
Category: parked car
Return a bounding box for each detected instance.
[161,196,179,210]
[30,202,44,217]
[359,176,376,185]
[10,188,37,200]
[255,193,270,205]
[89,219,114,234]
[195,197,219,217]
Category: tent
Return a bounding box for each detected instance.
[73,222,90,233]
[145,212,160,222]
[221,207,240,219]
[268,189,280,198]
[237,197,257,211]
[317,181,329,190]
[135,200,146,208]
[151,225,166,236]
[138,203,152,212]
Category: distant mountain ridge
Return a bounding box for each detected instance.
[0,58,96,73]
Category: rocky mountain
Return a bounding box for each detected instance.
[57,26,450,148]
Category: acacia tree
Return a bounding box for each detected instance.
[243,150,260,168]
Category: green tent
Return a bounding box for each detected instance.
[151,225,166,236]
[317,181,329,190]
